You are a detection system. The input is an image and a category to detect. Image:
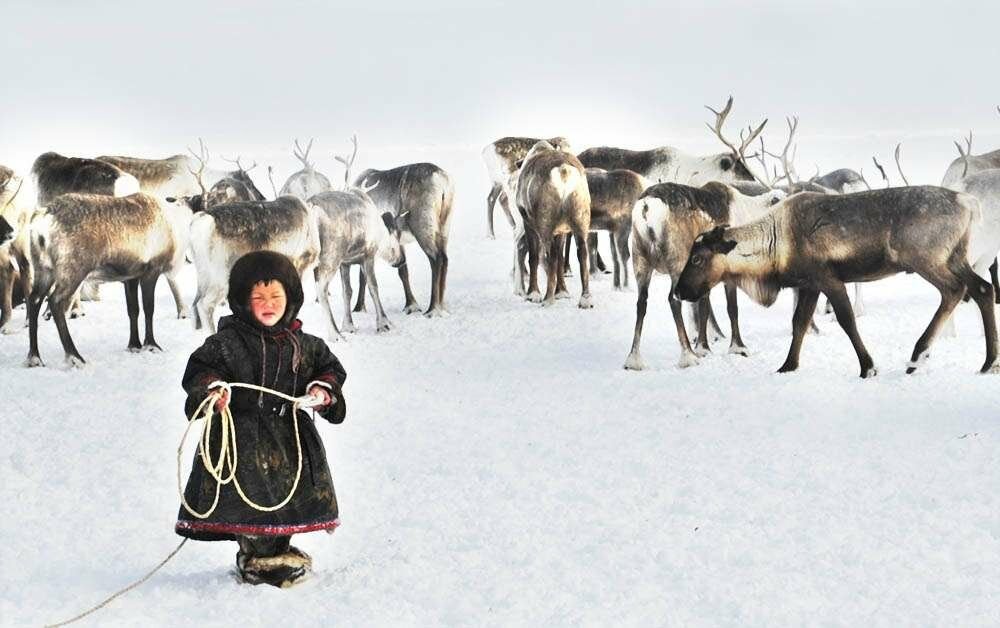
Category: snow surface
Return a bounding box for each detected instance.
[2,146,999,627]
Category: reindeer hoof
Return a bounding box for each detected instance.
[540,298,557,308]
[0,323,16,335]
[177,309,190,320]
[65,355,86,369]
[861,365,878,378]
[377,321,392,332]
[128,344,142,353]
[25,355,44,368]
[776,362,798,373]
[424,308,446,318]
[341,323,357,334]
[578,295,593,309]
[980,359,999,374]
[143,343,163,353]
[677,352,700,369]
[728,344,750,357]
[693,345,711,358]
[526,292,542,304]
[403,303,422,315]
[623,353,646,371]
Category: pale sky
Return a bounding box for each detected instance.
[2,0,998,176]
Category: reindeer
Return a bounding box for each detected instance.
[309,182,406,339]
[941,131,1000,189]
[584,168,647,290]
[96,148,249,200]
[186,195,322,333]
[279,138,333,200]
[1,167,30,334]
[625,182,784,370]
[354,162,454,317]
[24,193,192,367]
[513,141,593,307]
[947,170,1000,308]
[674,187,998,377]
[482,136,571,239]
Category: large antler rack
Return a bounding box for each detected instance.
[704,96,770,187]
[292,138,315,171]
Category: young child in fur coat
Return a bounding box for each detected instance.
[177,250,346,587]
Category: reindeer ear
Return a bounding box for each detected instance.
[514,159,525,169]
[715,238,737,254]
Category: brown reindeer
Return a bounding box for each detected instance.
[515,142,593,307]
[675,187,998,377]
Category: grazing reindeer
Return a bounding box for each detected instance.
[625,182,784,369]
[309,184,405,339]
[280,138,333,199]
[674,187,998,377]
[483,136,571,238]
[811,168,868,193]
[32,152,140,205]
[354,162,455,316]
[515,141,593,307]
[24,193,192,367]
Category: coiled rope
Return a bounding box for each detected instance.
[45,383,326,627]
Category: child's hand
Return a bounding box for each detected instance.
[208,385,230,412]
[307,385,332,408]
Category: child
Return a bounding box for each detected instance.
[177,250,347,588]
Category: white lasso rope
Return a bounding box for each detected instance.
[177,382,326,517]
[46,383,329,627]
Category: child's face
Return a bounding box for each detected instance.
[250,280,287,327]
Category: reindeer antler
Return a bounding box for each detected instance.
[335,134,359,191]
[222,155,257,174]
[186,138,210,199]
[894,143,910,187]
[750,137,789,188]
[704,96,768,160]
[954,131,973,178]
[267,165,279,198]
[764,116,800,185]
[292,138,315,170]
[872,156,889,188]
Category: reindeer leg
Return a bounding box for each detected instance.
[823,281,877,378]
[124,279,142,352]
[526,230,542,303]
[437,245,449,312]
[334,265,353,336]
[794,289,821,335]
[486,184,501,239]
[51,289,85,368]
[424,248,444,318]
[562,236,573,277]
[624,268,652,370]
[25,269,52,367]
[165,271,189,319]
[725,283,749,356]
[555,235,570,299]
[692,296,712,356]
[591,232,609,274]
[991,258,999,305]
[396,253,422,314]
[0,263,13,333]
[364,258,392,332]
[140,274,161,351]
[852,283,866,317]
[542,237,560,306]
[353,265,368,312]
[778,287,819,373]
[957,265,998,373]
[575,228,592,309]
[609,232,621,290]
[669,287,699,368]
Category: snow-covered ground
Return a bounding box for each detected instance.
[2,146,999,627]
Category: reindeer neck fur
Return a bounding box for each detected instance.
[722,209,788,307]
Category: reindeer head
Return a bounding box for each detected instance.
[704,96,768,185]
[675,225,736,301]
[378,210,408,268]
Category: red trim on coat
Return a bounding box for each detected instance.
[176,518,340,536]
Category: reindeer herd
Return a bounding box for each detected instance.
[1,99,998,377]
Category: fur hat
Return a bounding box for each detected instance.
[227,251,304,328]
